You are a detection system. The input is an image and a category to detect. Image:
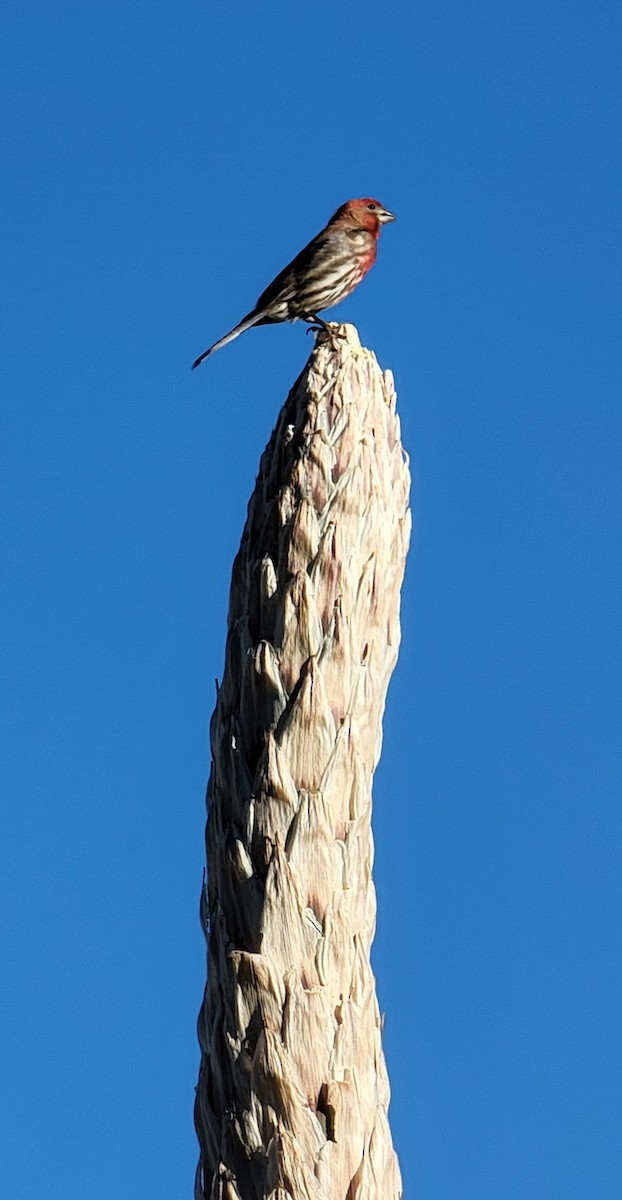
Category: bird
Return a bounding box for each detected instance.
[191,198,395,368]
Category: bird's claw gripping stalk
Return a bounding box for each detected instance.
[304,314,346,350]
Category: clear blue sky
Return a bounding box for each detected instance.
[2,2,621,1197]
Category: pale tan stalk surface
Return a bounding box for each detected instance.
[195,325,411,1200]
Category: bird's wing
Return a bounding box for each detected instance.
[253,230,333,314]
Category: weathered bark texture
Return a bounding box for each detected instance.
[195,324,411,1200]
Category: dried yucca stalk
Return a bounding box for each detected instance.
[195,324,411,1200]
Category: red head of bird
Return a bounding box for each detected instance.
[328,198,396,238]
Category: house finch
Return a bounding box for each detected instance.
[191,197,395,368]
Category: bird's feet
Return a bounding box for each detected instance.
[303,314,346,350]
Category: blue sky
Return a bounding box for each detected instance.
[2,1,621,1197]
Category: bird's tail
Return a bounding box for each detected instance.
[191,309,265,369]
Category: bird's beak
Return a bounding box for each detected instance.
[378,208,396,224]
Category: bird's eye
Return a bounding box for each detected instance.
[367,203,377,210]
